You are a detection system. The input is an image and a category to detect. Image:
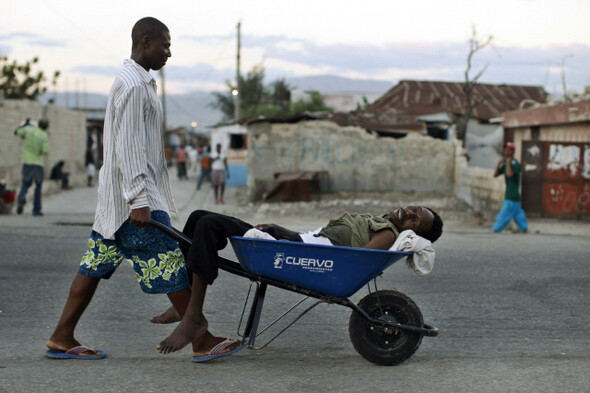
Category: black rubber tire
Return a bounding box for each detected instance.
[349,290,424,366]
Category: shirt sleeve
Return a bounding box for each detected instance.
[367,215,397,234]
[114,85,149,207]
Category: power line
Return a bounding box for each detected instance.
[40,0,121,61]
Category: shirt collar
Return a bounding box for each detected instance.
[124,59,156,85]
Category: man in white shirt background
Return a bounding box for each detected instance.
[210,143,229,204]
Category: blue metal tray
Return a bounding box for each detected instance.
[229,237,411,298]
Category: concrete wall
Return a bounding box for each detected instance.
[0,99,87,194]
[247,120,456,200]
[454,137,505,220]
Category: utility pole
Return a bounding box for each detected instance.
[561,54,573,102]
[159,69,167,133]
[234,21,241,122]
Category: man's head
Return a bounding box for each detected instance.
[387,206,443,243]
[504,142,515,158]
[38,119,49,130]
[216,143,222,153]
[131,17,171,71]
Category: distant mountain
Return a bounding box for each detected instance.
[286,75,393,94]
[39,91,224,129]
[37,75,394,128]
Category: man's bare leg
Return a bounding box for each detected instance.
[161,284,242,355]
[150,305,181,324]
[47,274,100,351]
[157,273,210,354]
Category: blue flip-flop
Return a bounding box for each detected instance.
[45,346,106,360]
[192,338,245,363]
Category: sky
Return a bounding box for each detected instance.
[2,0,590,98]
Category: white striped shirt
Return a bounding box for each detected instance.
[93,59,176,239]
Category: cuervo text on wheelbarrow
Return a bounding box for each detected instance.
[273,252,334,272]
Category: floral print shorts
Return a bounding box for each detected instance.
[78,210,190,294]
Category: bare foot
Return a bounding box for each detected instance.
[150,305,181,324]
[157,313,208,354]
[47,338,81,352]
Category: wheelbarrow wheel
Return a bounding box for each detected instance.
[349,290,424,366]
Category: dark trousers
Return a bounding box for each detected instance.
[197,168,211,189]
[18,164,44,214]
[181,210,253,285]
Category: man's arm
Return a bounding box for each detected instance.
[14,119,30,136]
[505,158,515,177]
[362,229,396,250]
[255,223,300,235]
[493,159,504,177]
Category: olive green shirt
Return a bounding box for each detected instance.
[317,212,399,248]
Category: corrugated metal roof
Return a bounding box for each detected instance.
[503,99,590,127]
[369,80,548,122]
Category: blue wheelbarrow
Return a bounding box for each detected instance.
[151,221,438,366]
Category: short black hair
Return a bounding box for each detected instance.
[422,207,443,243]
[38,119,49,130]
[131,17,168,49]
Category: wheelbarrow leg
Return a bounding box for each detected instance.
[243,282,268,348]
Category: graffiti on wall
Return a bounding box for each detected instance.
[544,184,579,215]
[583,145,590,179]
[297,135,398,168]
[253,135,400,170]
[547,144,580,177]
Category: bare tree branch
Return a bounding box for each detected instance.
[456,25,494,146]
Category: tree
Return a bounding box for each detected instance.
[1,56,60,100]
[211,64,331,121]
[456,26,493,146]
[211,64,266,121]
[291,91,333,114]
[356,96,370,111]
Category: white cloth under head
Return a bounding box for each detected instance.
[243,227,333,245]
[390,230,435,276]
[243,228,276,240]
[298,227,333,245]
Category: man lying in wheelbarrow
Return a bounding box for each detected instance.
[154,206,443,361]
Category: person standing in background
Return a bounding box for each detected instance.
[210,143,229,204]
[14,118,50,216]
[85,146,96,187]
[492,142,528,233]
[176,145,188,180]
[196,146,211,190]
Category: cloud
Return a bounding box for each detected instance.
[70,65,120,76]
[67,34,590,96]
[0,32,39,41]
[236,35,590,94]
[0,32,65,47]
[166,62,233,83]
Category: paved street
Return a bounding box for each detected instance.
[0,178,589,392]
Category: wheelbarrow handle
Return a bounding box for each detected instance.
[150,220,192,247]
